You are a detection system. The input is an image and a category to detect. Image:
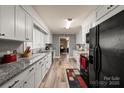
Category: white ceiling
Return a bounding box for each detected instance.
[32,5,97,34]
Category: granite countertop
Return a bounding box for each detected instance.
[0,52,49,87]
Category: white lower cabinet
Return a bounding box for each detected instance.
[73,50,80,70]
[35,60,42,88]
[41,62,46,80]
[35,53,52,88]
[23,65,35,88]
[1,70,27,88]
[0,52,52,88]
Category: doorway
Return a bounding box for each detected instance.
[59,37,70,56]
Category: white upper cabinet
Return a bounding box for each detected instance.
[96,5,118,21]
[76,29,82,44]
[25,13,33,42]
[95,5,124,25]
[35,60,42,87]
[0,5,15,39]
[0,5,48,42]
[15,6,26,41]
[46,33,52,44]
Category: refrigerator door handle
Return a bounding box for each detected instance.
[97,25,101,73]
[93,25,101,87]
[93,48,97,72]
[94,25,101,73]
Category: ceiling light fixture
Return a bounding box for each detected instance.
[65,18,72,29]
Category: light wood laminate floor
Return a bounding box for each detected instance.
[39,54,78,88]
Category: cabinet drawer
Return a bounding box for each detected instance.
[25,65,35,76]
[23,65,35,88]
[1,71,27,88]
[23,72,35,88]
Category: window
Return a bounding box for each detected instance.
[24,26,45,50]
[33,27,45,49]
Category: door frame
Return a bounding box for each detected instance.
[59,36,70,57]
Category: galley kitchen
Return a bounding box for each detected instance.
[0,5,124,88]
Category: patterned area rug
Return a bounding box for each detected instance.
[66,69,88,88]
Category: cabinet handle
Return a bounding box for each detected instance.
[24,81,27,84]
[107,5,113,10]
[29,68,34,72]
[39,62,42,64]
[0,33,5,36]
[110,5,113,7]
[2,34,5,36]
[8,80,19,88]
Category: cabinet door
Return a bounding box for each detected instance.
[48,53,52,68]
[41,62,46,79]
[0,5,15,39]
[15,6,26,41]
[25,13,33,41]
[23,66,35,88]
[23,73,35,88]
[35,61,42,87]
[49,53,52,65]
[96,5,118,21]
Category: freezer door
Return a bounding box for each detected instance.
[99,10,124,87]
[89,27,97,87]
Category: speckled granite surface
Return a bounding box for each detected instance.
[0,53,47,87]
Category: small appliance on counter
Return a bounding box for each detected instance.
[2,51,17,64]
[45,43,52,50]
[76,44,85,51]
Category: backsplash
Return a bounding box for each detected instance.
[0,39,24,57]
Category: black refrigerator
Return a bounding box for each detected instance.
[89,10,124,88]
